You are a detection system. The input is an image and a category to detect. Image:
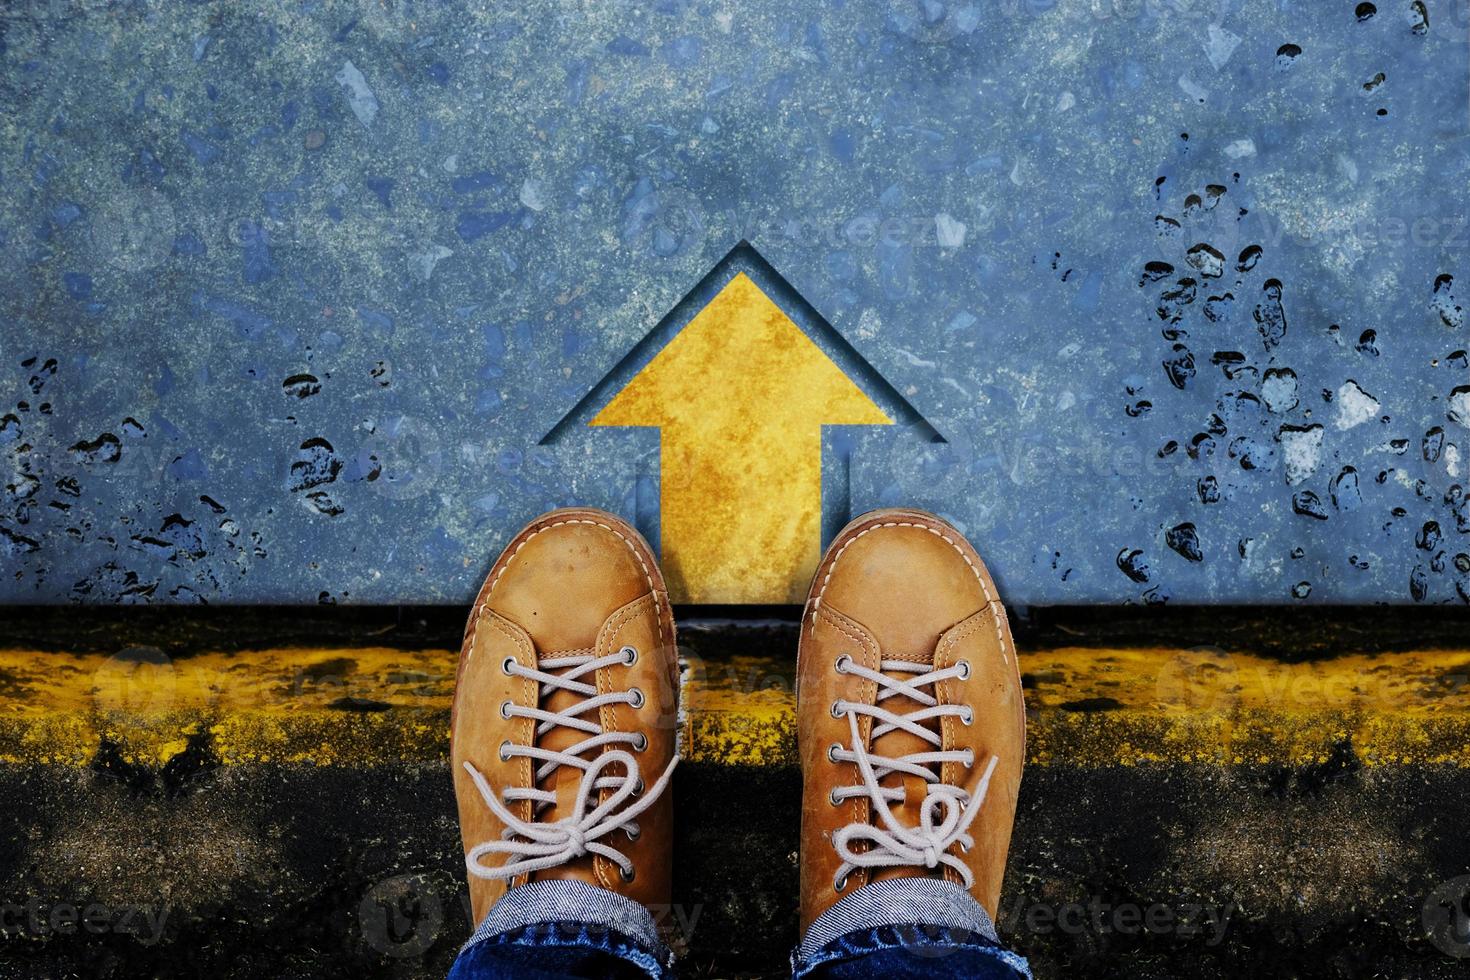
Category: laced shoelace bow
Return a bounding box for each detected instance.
[463,645,676,883]
[828,654,998,890]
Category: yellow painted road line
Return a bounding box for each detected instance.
[592,273,892,604]
[0,645,1466,767]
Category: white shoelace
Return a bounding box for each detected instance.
[829,655,998,891]
[462,646,676,882]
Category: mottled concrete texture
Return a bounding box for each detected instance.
[2,1,1469,604]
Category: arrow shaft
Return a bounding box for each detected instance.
[658,427,823,604]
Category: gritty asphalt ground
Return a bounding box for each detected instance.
[0,607,1466,978]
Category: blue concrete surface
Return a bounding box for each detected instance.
[2,0,1468,605]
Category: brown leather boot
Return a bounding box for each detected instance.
[451,507,679,928]
[797,508,1025,937]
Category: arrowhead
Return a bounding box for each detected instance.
[591,272,892,431]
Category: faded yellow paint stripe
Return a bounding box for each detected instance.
[1024,645,1470,766]
[0,645,1466,768]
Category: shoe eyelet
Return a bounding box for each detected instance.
[631,732,648,752]
[628,688,645,709]
[833,871,850,892]
[828,788,842,806]
[957,660,971,680]
[961,707,974,726]
[964,750,975,768]
[619,866,636,883]
[834,654,852,673]
[500,657,516,675]
[620,645,638,666]
[624,824,641,841]
[632,777,645,796]
[827,743,842,763]
[830,701,846,719]
[498,739,513,762]
[499,700,513,719]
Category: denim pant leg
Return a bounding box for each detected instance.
[791,878,1031,980]
[447,880,675,980]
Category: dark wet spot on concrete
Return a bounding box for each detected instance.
[1423,427,1444,462]
[1,526,40,555]
[304,490,344,517]
[1140,261,1174,286]
[1116,548,1151,583]
[69,432,121,465]
[1293,491,1329,520]
[1163,345,1196,389]
[283,374,322,399]
[1409,565,1429,602]
[1166,523,1203,562]
[1230,436,1276,472]
[1261,368,1299,413]
[1058,697,1124,712]
[288,438,341,492]
[1275,44,1301,70]
[1157,278,1197,323]
[295,658,358,686]
[327,696,392,712]
[1409,1,1429,35]
[1432,274,1462,329]
[1203,293,1235,324]
[1417,521,1442,552]
[1331,467,1362,512]
[1186,243,1225,278]
[1255,280,1287,350]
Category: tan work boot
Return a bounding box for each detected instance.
[452,507,679,928]
[797,508,1026,936]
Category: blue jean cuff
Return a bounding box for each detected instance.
[792,878,1030,979]
[466,879,673,975]
[791,923,1033,979]
[797,877,999,959]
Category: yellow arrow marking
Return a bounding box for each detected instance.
[591,272,892,603]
